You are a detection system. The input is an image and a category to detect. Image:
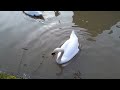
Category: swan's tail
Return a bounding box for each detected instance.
[70,30,78,39]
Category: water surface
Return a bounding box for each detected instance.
[0,11,120,79]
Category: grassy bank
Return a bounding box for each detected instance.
[0,72,20,79]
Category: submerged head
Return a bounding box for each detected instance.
[51,48,65,64]
[51,48,64,57]
[51,52,56,56]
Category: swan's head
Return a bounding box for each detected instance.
[51,52,56,56]
[51,48,65,64]
[51,48,64,57]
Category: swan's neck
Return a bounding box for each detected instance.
[58,49,64,62]
[53,48,64,63]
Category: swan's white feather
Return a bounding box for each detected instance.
[57,30,80,64]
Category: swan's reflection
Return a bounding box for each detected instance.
[52,54,77,76]
[56,62,71,76]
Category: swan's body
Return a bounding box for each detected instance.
[52,30,80,64]
[23,11,43,17]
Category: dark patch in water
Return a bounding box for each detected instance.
[23,64,27,67]
[72,25,79,27]
[55,11,60,17]
[87,38,96,41]
[73,70,81,79]
[108,30,113,34]
[42,56,45,58]
[22,48,28,50]
[116,25,120,28]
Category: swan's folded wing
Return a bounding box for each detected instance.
[62,39,79,61]
[61,39,70,49]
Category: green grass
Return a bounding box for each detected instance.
[0,72,20,79]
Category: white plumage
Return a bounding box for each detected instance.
[52,30,80,64]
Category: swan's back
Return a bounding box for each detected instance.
[58,30,79,64]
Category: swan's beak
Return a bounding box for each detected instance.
[51,52,56,57]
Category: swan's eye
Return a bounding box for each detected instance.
[51,52,56,55]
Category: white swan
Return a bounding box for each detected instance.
[51,30,80,64]
[23,11,43,17]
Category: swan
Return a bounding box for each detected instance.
[51,30,80,64]
[23,11,45,20]
[23,11,43,17]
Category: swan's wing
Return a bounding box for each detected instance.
[61,39,70,49]
[58,31,80,64]
[61,39,79,62]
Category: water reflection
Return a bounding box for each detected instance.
[0,11,120,79]
[73,11,120,37]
